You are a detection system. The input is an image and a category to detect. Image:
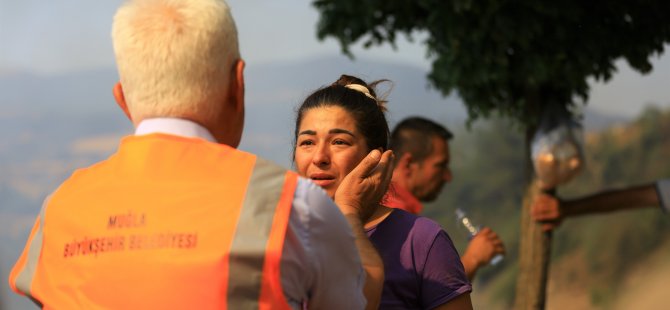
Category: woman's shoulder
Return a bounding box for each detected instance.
[382,208,445,237]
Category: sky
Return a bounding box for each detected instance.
[0,0,668,117]
[0,0,428,73]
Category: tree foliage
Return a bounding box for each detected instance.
[313,0,670,126]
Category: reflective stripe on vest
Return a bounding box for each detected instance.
[228,157,296,310]
[9,197,49,308]
[8,134,298,309]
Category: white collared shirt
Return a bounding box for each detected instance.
[135,118,216,142]
[134,118,366,309]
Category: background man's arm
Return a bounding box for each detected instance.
[564,184,658,215]
[459,227,505,281]
[532,182,663,231]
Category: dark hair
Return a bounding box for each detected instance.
[389,117,453,164]
[293,75,390,160]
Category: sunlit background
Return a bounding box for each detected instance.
[1,1,669,309]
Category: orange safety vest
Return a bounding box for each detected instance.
[9,134,298,310]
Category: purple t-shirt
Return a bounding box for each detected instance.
[366,209,472,309]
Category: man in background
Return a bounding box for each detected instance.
[9,0,390,308]
[387,117,506,280]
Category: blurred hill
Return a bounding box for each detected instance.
[0,56,648,309]
[428,106,670,309]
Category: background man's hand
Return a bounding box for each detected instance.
[460,227,505,280]
[335,149,394,222]
[531,193,564,232]
[464,227,505,267]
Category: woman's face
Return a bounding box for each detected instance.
[295,106,369,198]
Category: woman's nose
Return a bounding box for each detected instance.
[312,144,330,166]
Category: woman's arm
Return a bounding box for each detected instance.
[335,149,394,309]
[432,294,473,310]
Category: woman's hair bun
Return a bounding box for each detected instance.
[332,74,390,112]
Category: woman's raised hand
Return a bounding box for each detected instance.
[334,149,394,222]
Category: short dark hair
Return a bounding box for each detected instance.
[389,117,453,164]
[293,75,390,160]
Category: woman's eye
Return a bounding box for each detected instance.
[333,139,350,146]
[299,140,314,146]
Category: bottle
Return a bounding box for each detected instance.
[455,208,503,266]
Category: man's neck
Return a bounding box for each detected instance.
[383,180,424,215]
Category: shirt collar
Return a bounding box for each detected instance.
[135,118,216,143]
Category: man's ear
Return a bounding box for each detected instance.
[397,152,415,177]
[113,82,132,121]
[229,59,245,112]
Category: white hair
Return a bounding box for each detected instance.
[112,0,240,122]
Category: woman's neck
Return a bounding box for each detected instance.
[364,205,394,229]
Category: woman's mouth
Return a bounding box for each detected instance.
[310,173,336,187]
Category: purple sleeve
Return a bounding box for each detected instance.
[420,230,472,309]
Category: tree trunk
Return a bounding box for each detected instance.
[513,129,553,309]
